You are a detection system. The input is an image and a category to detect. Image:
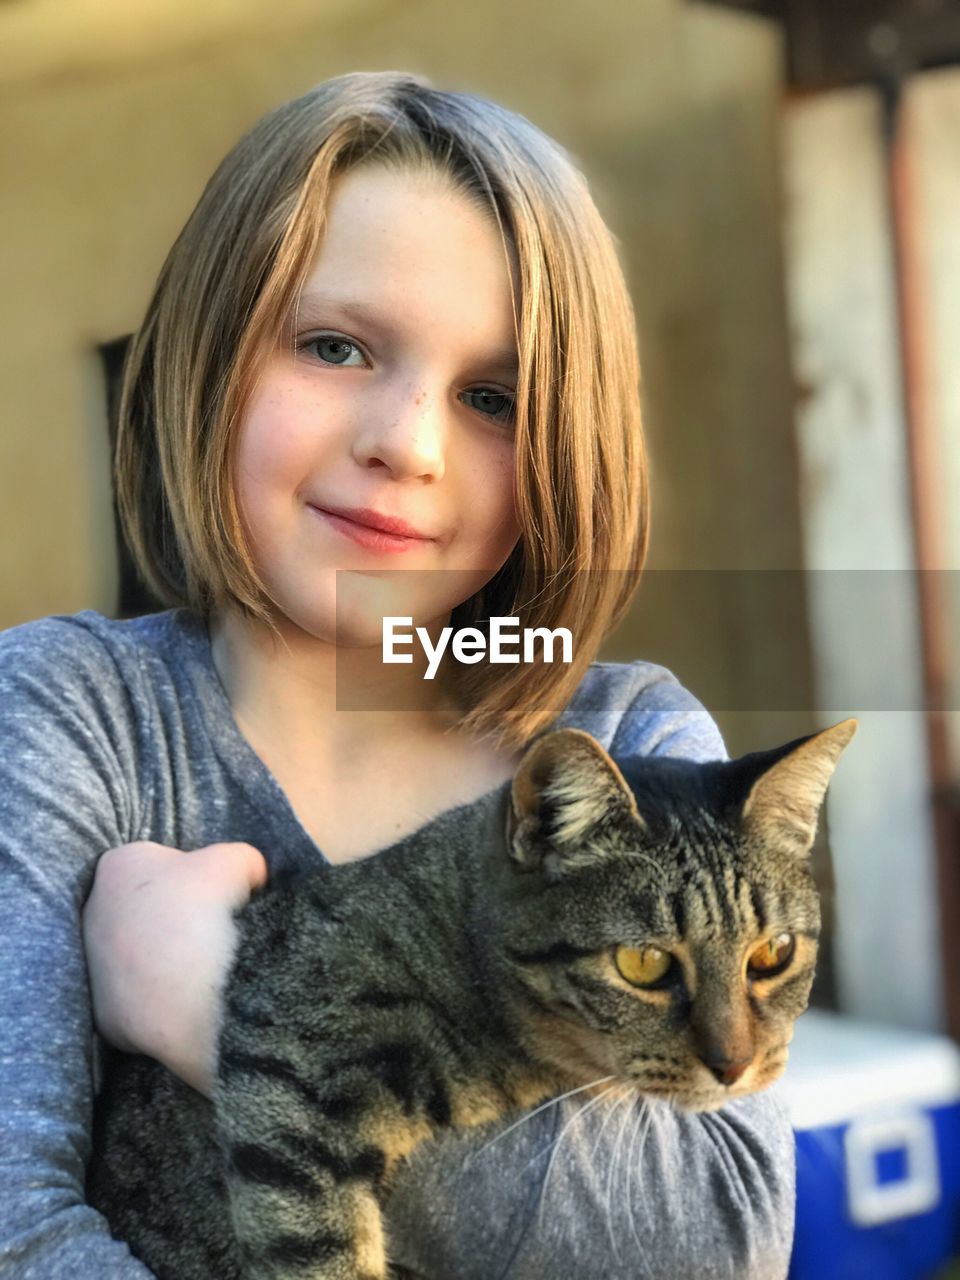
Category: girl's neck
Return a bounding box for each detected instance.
[208,606,462,767]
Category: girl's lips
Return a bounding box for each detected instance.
[308,505,429,554]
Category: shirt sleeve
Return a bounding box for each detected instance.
[382,666,796,1280]
[610,660,729,764]
[0,617,157,1278]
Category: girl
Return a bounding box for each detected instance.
[1,71,795,1277]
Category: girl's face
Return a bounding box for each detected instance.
[234,163,523,648]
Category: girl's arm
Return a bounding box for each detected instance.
[384,1087,793,1280]
[0,618,183,1277]
[84,840,266,1096]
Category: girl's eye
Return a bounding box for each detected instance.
[301,334,366,367]
[297,342,514,423]
[746,933,795,980]
[614,944,674,989]
[460,388,516,425]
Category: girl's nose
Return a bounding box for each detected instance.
[351,387,446,482]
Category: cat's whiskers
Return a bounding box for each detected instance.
[623,1096,657,1279]
[535,1079,628,1233]
[466,1074,617,1165]
[521,1080,620,1176]
[587,1079,633,1164]
[603,1090,637,1268]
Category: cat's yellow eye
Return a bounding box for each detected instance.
[614,945,673,988]
[747,932,795,979]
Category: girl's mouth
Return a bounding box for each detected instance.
[308,505,430,554]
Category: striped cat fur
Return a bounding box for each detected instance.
[87,720,855,1280]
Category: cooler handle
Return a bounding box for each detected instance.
[844,1109,941,1226]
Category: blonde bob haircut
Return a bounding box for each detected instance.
[116,70,648,751]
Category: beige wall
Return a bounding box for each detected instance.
[0,0,811,751]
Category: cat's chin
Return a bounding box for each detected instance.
[634,1072,780,1113]
[632,1086,728,1113]
[672,1092,745,1113]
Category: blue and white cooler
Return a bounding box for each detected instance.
[780,1009,960,1280]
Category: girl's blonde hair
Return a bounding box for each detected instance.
[116,70,648,750]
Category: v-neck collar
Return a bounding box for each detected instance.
[170,607,611,873]
[172,608,329,869]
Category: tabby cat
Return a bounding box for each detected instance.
[87,718,856,1280]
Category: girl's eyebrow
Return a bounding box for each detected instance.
[294,291,520,376]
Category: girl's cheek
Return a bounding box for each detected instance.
[241,400,316,476]
[470,440,517,506]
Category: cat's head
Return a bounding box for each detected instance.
[494,720,856,1112]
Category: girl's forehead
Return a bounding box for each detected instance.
[308,165,504,268]
[291,166,519,349]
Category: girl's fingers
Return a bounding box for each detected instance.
[186,842,269,897]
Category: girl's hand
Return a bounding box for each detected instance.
[82,841,267,1096]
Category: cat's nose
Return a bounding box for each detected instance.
[701,1054,752,1086]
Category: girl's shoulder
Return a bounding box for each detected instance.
[0,606,210,729]
[0,608,221,860]
[560,657,728,764]
[0,610,208,874]
[0,606,202,675]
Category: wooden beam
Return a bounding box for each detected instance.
[695,0,960,87]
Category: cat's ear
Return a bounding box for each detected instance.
[740,718,857,857]
[506,728,641,875]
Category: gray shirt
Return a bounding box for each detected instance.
[0,608,796,1279]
